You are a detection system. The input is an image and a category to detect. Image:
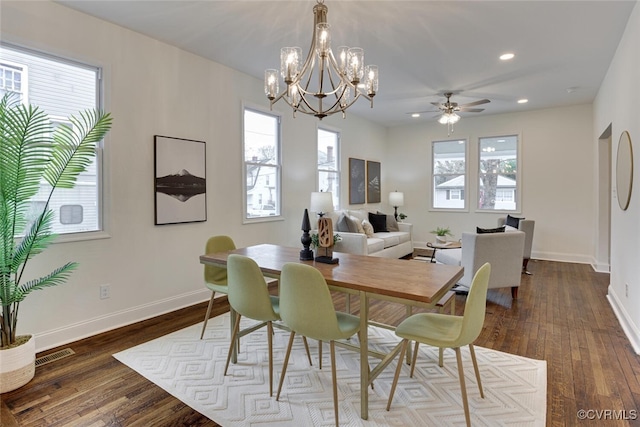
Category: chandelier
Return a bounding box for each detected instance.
[264,0,378,119]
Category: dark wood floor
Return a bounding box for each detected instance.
[2,259,639,426]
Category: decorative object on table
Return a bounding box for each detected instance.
[310,191,338,264]
[154,135,207,225]
[388,191,404,221]
[616,130,633,211]
[367,160,381,203]
[0,93,112,392]
[263,0,378,120]
[398,212,408,222]
[349,158,366,204]
[299,209,314,261]
[431,226,453,243]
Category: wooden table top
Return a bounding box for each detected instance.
[200,244,463,304]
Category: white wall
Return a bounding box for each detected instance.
[385,104,596,264]
[1,1,386,351]
[594,1,640,353]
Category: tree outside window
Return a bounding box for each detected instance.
[478,135,518,211]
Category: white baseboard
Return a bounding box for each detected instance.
[34,289,212,353]
[607,286,640,355]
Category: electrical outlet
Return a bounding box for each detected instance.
[625,283,629,298]
[100,284,110,300]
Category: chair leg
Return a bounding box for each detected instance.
[386,339,408,411]
[523,258,532,275]
[330,340,339,427]
[276,331,296,401]
[319,340,323,370]
[267,321,274,397]
[199,291,216,339]
[224,313,242,376]
[438,347,445,368]
[302,336,313,366]
[454,347,472,427]
[511,286,518,299]
[410,342,420,378]
[468,344,484,398]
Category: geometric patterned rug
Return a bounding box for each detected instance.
[113,313,546,426]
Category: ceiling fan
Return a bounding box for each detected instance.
[410,92,491,135]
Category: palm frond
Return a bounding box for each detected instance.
[12,210,56,273]
[12,262,77,303]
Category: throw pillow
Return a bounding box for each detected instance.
[336,213,352,232]
[506,214,525,229]
[368,212,388,232]
[362,219,375,237]
[378,211,399,232]
[476,226,506,234]
[350,215,365,234]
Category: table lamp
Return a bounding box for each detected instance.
[310,191,338,264]
[389,191,404,221]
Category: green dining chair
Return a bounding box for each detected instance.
[276,262,362,427]
[199,235,236,340]
[386,262,491,427]
[223,254,281,396]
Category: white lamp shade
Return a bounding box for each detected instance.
[310,191,334,214]
[389,191,404,207]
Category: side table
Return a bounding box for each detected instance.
[426,240,462,263]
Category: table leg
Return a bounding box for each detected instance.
[359,291,369,420]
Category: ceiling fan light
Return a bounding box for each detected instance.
[438,114,450,124]
[449,113,460,123]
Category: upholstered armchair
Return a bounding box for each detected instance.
[498,216,535,274]
[435,231,525,299]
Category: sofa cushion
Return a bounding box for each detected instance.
[506,214,525,228]
[435,248,462,265]
[378,211,399,231]
[476,226,506,234]
[348,209,368,223]
[373,232,400,248]
[366,238,385,253]
[368,212,388,232]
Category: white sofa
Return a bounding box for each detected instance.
[435,230,525,299]
[319,209,413,258]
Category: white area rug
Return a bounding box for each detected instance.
[113,313,546,426]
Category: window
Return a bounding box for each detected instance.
[317,128,340,209]
[1,43,102,235]
[243,107,281,219]
[432,139,466,209]
[478,135,519,211]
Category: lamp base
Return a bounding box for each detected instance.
[315,256,339,264]
[300,249,314,261]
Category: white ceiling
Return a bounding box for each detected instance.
[56,0,636,127]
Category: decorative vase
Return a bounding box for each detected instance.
[0,335,36,393]
[436,235,447,243]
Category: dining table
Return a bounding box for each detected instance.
[200,243,463,420]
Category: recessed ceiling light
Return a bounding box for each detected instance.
[499,53,515,61]
[517,98,528,104]
[411,113,420,118]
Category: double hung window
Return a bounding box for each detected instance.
[317,128,340,209]
[432,139,467,209]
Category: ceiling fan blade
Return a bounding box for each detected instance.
[460,99,490,107]
[458,108,485,113]
[430,102,442,107]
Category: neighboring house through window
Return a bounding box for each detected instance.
[432,139,467,209]
[478,135,519,211]
[317,127,340,209]
[243,107,281,220]
[1,43,103,235]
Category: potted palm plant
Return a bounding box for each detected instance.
[431,226,453,243]
[0,94,112,392]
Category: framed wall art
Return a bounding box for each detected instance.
[367,160,381,203]
[154,135,207,225]
[349,158,366,204]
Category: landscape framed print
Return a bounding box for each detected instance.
[367,160,381,203]
[349,158,366,204]
[154,135,207,225]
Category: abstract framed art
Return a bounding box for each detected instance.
[154,135,207,225]
[367,160,381,203]
[349,158,366,204]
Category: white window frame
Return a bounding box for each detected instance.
[1,43,107,242]
[431,138,468,211]
[317,126,340,209]
[242,105,282,222]
[477,134,521,213]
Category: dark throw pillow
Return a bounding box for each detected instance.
[368,212,388,233]
[506,214,525,229]
[477,226,506,234]
[377,210,399,231]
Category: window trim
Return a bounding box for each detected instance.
[242,104,283,223]
[430,138,469,212]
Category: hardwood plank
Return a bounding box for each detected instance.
[2,260,640,426]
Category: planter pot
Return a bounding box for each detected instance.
[0,335,36,393]
[436,235,447,243]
